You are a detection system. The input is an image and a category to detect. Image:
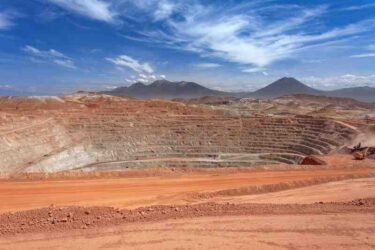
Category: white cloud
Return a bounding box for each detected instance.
[122,73,166,84]
[242,67,266,73]
[106,55,154,74]
[53,59,76,69]
[194,63,221,69]
[351,53,375,58]
[0,84,14,89]
[154,1,176,21]
[340,3,375,11]
[47,0,116,23]
[104,85,118,89]
[0,11,16,30]
[302,74,375,89]
[23,45,68,59]
[23,45,76,69]
[136,78,148,83]
[124,2,375,70]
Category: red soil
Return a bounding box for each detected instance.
[1,198,374,236]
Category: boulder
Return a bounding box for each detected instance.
[353,151,366,160]
[300,156,326,165]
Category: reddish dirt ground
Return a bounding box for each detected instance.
[1,167,374,213]
[0,155,374,249]
[206,177,375,204]
[0,199,375,249]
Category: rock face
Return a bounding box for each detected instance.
[0,94,358,173]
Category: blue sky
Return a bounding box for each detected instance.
[0,0,374,94]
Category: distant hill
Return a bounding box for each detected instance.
[102,77,375,103]
[278,94,375,109]
[248,77,322,99]
[102,79,231,99]
[327,87,375,103]
[245,77,374,102]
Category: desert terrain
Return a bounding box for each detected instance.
[0,93,374,249]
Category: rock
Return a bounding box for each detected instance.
[353,151,366,160]
[300,156,326,165]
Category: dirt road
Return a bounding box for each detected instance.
[1,168,374,212]
[207,177,375,204]
[1,211,375,249]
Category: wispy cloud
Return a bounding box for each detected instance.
[0,84,14,90]
[154,0,176,21]
[351,43,375,58]
[125,73,165,84]
[0,11,17,30]
[106,55,154,74]
[351,53,375,58]
[23,45,76,69]
[53,58,76,69]
[339,3,375,11]
[123,2,375,70]
[47,0,116,23]
[242,67,267,73]
[194,63,221,69]
[303,74,375,89]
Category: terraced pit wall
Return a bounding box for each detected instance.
[0,95,358,173]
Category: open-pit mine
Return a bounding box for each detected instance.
[0,93,374,249]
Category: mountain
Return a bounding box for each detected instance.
[249,77,322,99]
[327,87,375,103]
[102,77,375,103]
[102,79,231,99]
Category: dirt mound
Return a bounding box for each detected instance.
[1,198,374,236]
[0,198,375,235]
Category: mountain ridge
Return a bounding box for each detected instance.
[98,77,374,102]
[102,79,231,99]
